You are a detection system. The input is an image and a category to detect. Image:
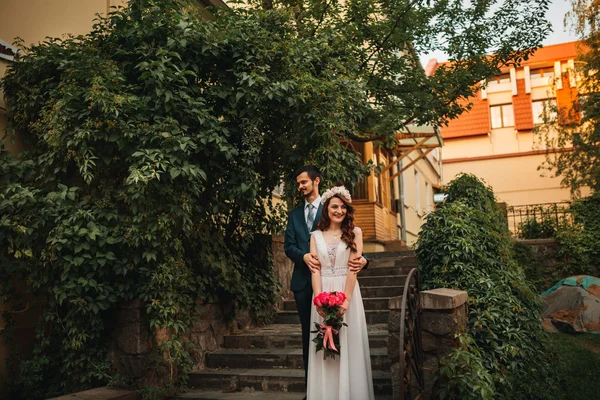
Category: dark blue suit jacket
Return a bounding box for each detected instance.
[284,203,323,292]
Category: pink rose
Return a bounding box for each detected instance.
[314,295,323,307]
[335,292,346,306]
[314,292,328,307]
[328,295,337,307]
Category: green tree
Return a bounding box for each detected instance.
[244,0,552,143]
[536,0,600,195]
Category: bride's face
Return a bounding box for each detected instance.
[327,197,347,224]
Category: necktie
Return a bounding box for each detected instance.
[306,204,315,229]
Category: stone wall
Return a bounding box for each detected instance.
[519,238,559,272]
[389,288,468,400]
[189,303,252,369]
[107,235,293,379]
[106,299,151,379]
[107,300,253,378]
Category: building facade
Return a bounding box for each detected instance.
[429,42,583,213]
[351,126,443,251]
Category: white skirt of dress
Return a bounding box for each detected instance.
[306,274,375,400]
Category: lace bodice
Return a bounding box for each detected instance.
[326,243,340,266]
[313,230,350,278]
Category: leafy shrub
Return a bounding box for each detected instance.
[519,215,557,239]
[553,192,600,278]
[512,241,544,287]
[417,174,558,399]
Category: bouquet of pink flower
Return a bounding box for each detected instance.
[311,291,348,360]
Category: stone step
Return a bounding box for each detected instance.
[282,297,389,312]
[188,368,392,395]
[367,256,418,269]
[205,347,390,370]
[365,250,416,260]
[360,285,404,298]
[360,264,415,277]
[223,324,388,349]
[275,310,388,325]
[358,275,406,287]
[172,389,394,400]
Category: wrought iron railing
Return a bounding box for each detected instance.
[506,202,573,239]
[399,268,424,400]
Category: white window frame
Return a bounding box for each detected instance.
[490,104,515,129]
[532,99,557,125]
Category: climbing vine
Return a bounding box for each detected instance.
[417,174,559,399]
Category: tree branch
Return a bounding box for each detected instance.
[310,0,334,37]
[359,0,421,72]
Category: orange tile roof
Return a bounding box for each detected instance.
[513,79,533,131]
[518,41,583,67]
[426,40,585,75]
[441,93,490,139]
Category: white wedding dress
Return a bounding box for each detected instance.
[306,230,375,400]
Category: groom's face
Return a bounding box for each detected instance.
[296,172,319,198]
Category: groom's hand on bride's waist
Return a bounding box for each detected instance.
[348,255,367,273]
[303,253,321,273]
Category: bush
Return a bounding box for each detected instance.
[519,214,557,239]
[417,174,558,399]
[553,192,600,278]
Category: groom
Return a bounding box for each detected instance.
[284,165,368,393]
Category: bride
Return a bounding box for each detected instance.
[306,186,375,400]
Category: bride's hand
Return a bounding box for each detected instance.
[337,299,350,317]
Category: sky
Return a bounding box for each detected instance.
[419,0,579,66]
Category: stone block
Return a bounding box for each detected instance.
[421,330,439,353]
[390,362,401,400]
[192,320,211,333]
[50,386,138,400]
[423,355,440,400]
[118,299,143,309]
[421,310,460,336]
[113,308,141,324]
[388,310,401,332]
[388,296,403,310]
[116,323,149,355]
[420,288,468,310]
[388,332,400,360]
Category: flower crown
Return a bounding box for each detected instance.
[321,186,352,204]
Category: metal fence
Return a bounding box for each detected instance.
[506,202,573,239]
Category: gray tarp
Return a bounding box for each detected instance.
[542,276,600,333]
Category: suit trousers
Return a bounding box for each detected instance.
[293,283,313,389]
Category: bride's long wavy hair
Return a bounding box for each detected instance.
[317,194,357,253]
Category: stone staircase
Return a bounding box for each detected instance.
[173,250,418,400]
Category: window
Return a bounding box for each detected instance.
[490,104,515,128]
[532,99,557,125]
[490,73,511,84]
[415,170,421,213]
[530,68,555,80]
